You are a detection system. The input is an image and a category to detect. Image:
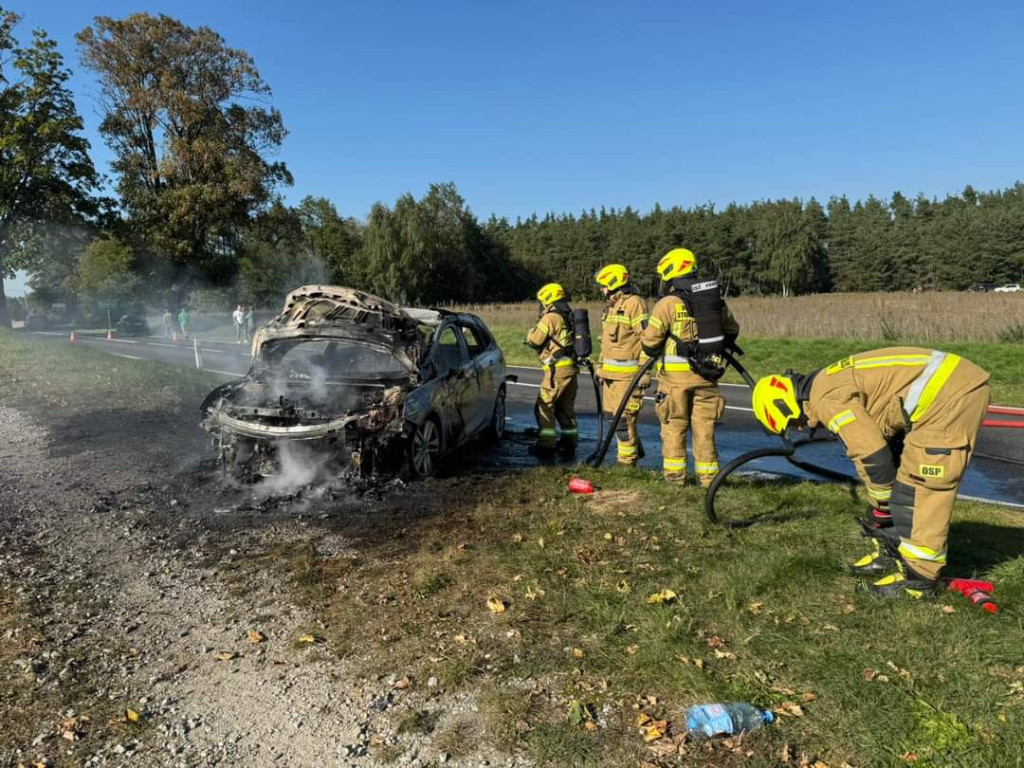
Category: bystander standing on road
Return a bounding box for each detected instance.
[178,307,190,340]
[233,304,245,343]
[244,306,256,342]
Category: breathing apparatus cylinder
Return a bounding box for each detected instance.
[670,276,726,354]
[572,308,593,360]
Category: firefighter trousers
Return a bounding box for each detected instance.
[602,378,645,465]
[890,384,990,581]
[535,375,578,447]
[654,379,725,486]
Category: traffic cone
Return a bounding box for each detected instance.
[69,331,76,343]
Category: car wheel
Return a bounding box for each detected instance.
[484,387,506,442]
[409,418,442,478]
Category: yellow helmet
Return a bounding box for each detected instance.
[536,282,565,306]
[656,248,697,281]
[751,375,802,434]
[595,264,629,292]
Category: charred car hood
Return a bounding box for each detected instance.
[249,285,422,372]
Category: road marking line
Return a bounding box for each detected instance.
[203,368,244,377]
[112,353,145,360]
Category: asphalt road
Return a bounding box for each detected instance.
[28,331,1024,507]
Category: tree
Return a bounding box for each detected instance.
[0,6,98,327]
[238,202,324,308]
[295,196,363,283]
[76,13,292,289]
[75,235,137,300]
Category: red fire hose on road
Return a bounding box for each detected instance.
[984,405,1024,429]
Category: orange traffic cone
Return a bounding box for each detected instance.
[106,330,114,340]
[69,331,76,343]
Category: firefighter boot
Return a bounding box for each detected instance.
[849,538,896,578]
[858,561,938,600]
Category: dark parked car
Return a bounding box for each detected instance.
[115,314,151,336]
[199,285,507,481]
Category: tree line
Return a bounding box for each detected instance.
[2,6,1023,328]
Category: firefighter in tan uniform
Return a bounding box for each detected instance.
[640,249,740,486]
[526,283,578,457]
[752,347,991,598]
[594,264,649,466]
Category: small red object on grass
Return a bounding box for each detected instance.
[568,477,596,494]
[947,578,998,613]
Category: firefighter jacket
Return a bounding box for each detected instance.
[527,309,578,379]
[802,347,990,508]
[640,295,739,384]
[598,290,649,381]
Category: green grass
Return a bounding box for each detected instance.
[0,328,224,411]
[485,318,1024,405]
[246,467,1024,767]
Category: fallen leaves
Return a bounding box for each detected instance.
[525,585,545,600]
[616,580,632,593]
[646,588,677,605]
[486,597,507,614]
[636,713,669,742]
[125,708,140,723]
[246,629,266,644]
[775,701,805,717]
[214,651,239,661]
[626,644,639,655]
[571,647,585,659]
[297,634,321,645]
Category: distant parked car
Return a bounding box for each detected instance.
[115,314,151,336]
[24,312,49,330]
[993,284,1022,293]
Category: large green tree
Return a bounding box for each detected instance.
[76,13,292,289]
[0,6,98,327]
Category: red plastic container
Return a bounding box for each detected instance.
[568,477,595,494]
[947,578,994,594]
[962,588,999,614]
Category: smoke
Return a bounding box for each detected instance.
[254,440,332,497]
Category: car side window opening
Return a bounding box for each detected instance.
[434,325,467,375]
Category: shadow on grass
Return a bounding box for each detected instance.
[948,520,1024,574]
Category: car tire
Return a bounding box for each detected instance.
[484,387,506,442]
[409,417,443,478]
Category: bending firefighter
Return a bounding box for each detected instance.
[752,348,991,598]
[526,283,579,457]
[595,264,649,465]
[640,249,740,485]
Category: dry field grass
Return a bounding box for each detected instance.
[458,291,1024,344]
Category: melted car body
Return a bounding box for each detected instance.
[200,285,506,480]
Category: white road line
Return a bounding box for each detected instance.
[506,381,754,412]
[203,368,244,377]
[958,494,1024,510]
[112,353,145,360]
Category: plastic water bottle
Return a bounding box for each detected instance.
[685,702,774,739]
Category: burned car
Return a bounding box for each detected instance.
[199,285,507,480]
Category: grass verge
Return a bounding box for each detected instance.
[0,329,224,411]
[247,467,1024,766]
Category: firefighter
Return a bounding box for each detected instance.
[640,249,740,485]
[751,347,991,598]
[594,264,649,466]
[526,283,578,457]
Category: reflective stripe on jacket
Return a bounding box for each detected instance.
[527,310,578,376]
[640,295,739,382]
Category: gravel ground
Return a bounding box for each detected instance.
[0,404,529,768]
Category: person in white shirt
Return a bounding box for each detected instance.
[233,305,244,343]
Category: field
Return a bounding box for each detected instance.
[457,292,1024,405]
[2,330,1022,767]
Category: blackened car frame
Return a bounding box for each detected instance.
[199,285,507,481]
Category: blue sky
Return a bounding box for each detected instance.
[7,1,1024,294]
